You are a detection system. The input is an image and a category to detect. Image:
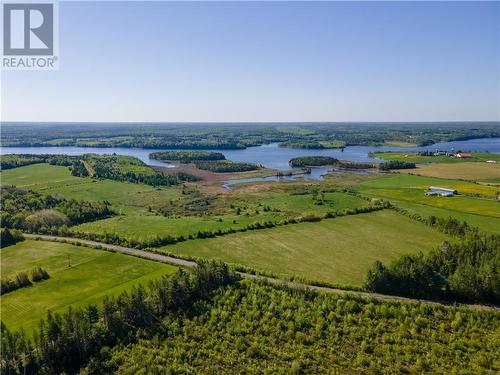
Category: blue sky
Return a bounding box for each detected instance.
[2,1,499,122]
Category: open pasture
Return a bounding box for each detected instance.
[159,210,449,287]
[1,239,177,333]
[385,199,500,235]
[240,190,370,216]
[73,211,286,242]
[398,162,500,181]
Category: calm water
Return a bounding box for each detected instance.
[2,138,499,185]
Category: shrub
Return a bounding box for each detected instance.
[24,209,70,231]
[31,266,50,282]
[1,271,32,295]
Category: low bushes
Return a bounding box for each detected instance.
[31,266,50,282]
[0,267,50,295]
[1,272,31,295]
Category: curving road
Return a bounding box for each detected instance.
[23,233,498,311]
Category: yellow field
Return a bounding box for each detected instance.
[398,162,500,181]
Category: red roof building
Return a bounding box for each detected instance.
[455,152,472,158]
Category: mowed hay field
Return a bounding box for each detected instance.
[1,240,177,333]
[398,162,500,181]
[159,210,449,287]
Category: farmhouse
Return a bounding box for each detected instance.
[425,186,457,197]
[455,152,472,158]
[434,150,452,156]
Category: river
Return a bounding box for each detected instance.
[2,138,499,184]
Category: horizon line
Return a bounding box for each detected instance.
[2,120,500,125]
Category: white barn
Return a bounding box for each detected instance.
[425,186,457,197]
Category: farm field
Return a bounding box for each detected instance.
[385,199,500,235]
[73,211,285,241]
[73,190,369,241]
[247,191,370,216]
[1,239,177,333]
[372,151,500,164]
[397,162,500,181]
[354,174,500,218]
[2,162,378,243]
[158,210,450,287]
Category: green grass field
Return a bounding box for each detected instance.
[73,190,370,241]
[0,163,182,213]
[254,191,370,215]
[158,210,449,287]
[385,199,500,235]
[2,163,375,242]
[73,211,285,241]
[356,174,500,216]
[1,240,177,333]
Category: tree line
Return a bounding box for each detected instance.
[194,160,260,173]
[0,261,237,375]
[1,266,50,295]
[378,160,416,170]
[149,150,226,162]
[0,187,114,233]
[288,156,338,167]
[0,154,79,170]
[4,122,499,149]
[0,228,24,248]
[364,215,500,304]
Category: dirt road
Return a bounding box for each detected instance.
[23,233,498,311]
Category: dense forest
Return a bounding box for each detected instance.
[0,187,114,232]
[365,217,500,305]
[379,160,416,170]
[0,154,80,170]
[289,156,338,167]
[2,271,498,374]
[2,122,499,149]
[0,261,237,375]
[279,140,326,149]
[193,160,260,173]
[149,150,226,162]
